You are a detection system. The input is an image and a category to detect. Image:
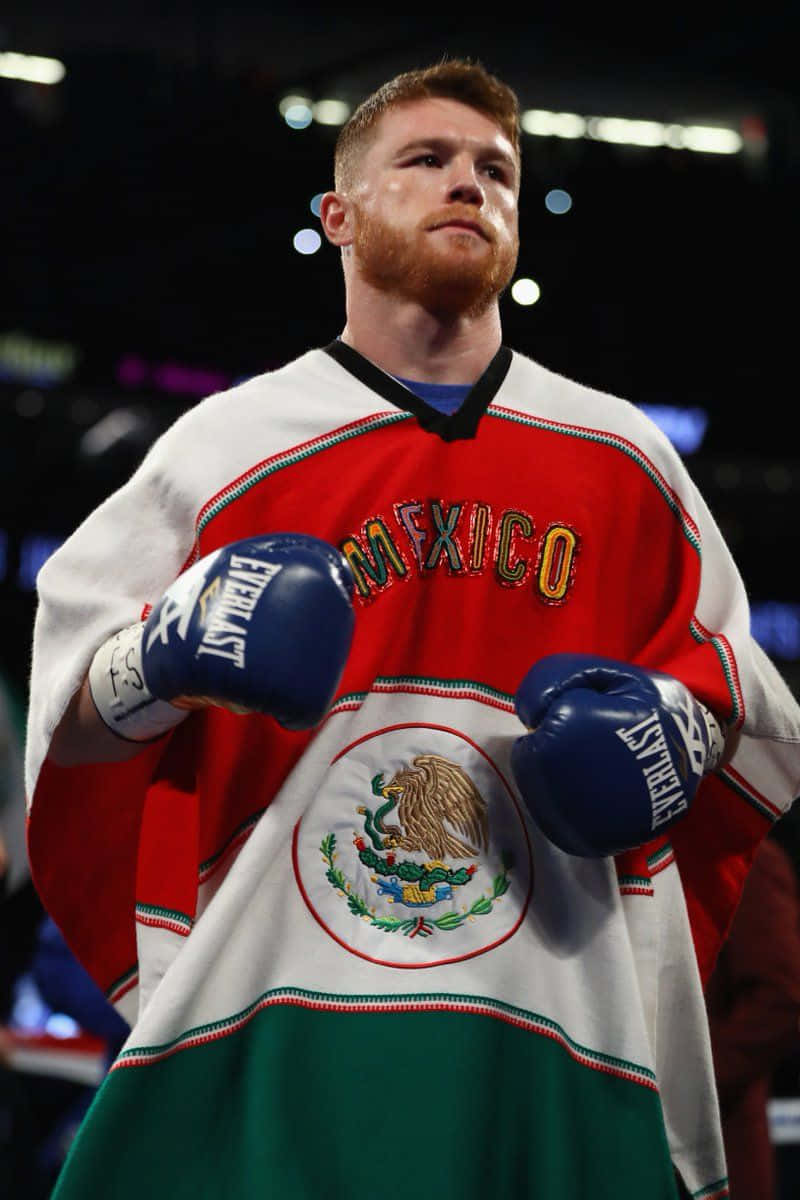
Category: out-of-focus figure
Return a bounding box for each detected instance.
[0,669,28,901]
[707,834,800,1198]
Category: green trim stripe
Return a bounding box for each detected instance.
[374,675,515,708]
[618,875,653,892]
[646,844,674,872]
[690,619,744,726]
[135,903,193,935]
[196,410,411,536]
[489,407,702,552]
[326,691,368,716]
[106,965,138,1003]
[113,986,657,1090]
[198,809,267,881]
[719,767,780,822]
[693,1178,729,1199]
[327,677,515,717]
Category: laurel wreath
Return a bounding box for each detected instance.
[320,833,513,938]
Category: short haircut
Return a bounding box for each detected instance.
[334,58,521,191]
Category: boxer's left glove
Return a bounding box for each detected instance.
[88,532,355,741]
[510,653,727,857]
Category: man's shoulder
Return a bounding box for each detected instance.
[186,347,331,416]
[139,343,398,498]
[165,343,397,438]
[503,348,675,457]
[504,348,640,422]
[147,348,350,451]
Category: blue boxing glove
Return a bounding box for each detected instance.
[511,653,727,857]
[89,533,354,739]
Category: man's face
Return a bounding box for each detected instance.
[347,97,520,317]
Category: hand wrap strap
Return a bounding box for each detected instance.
[88,622,188,743]
[695,699,727,773]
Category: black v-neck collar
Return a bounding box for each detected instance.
[323,339,513,442]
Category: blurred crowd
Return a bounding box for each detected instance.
[0,668,128,1196]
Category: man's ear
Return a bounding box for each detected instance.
[319,191,355,247]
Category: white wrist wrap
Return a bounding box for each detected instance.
[88,622,188,743]
[697,700,727,772]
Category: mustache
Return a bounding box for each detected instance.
[423,207,494,241]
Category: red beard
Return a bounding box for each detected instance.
[353,204,518,318]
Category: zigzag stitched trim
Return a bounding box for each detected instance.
[718,764,781,822]
[326,677,515,719]
[647,843,675,876]
[692,1178,729,1199]
[488,408,747,729]
[106,965,138,1005]
[325,692,369,718]
[112,987,658,1091]
[135,903,193,937]
[488,406,701,552]
[689,618,744,727]
[617,843,675,896]
[198,809,267,883]
[618,875,654,897]
[192,410,412,549]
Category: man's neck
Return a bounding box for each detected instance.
[340,287,503,384]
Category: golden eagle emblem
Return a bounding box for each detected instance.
[373,754,489,859]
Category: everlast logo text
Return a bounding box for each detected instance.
[196,555,281,668]
[614,710,688,831]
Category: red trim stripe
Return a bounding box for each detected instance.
[720,763,782,819]
[108,972,139,1005]
[490,403,702,543]
[691,617,746,728]
[184,411,407,570]
[649,849,675,877]
[112,990,657,1092]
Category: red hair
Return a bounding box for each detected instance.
[334,58,521,190]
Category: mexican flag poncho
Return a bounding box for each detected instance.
[25,343,800,1198]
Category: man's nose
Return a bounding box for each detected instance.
[445,159,484,206]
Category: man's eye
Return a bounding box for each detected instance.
[411,154,440,167]
[484,165,505,181]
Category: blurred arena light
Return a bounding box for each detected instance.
[293,228,322,255]
[279,95,313,130]
[511,278,541,306]
[310,193,325,216]
[0,331,80,387]
[522,111,586,139]
[0,51,66,85]
[45,1013,82,1039]
[280,94,350,128]
[116,353,231,397]
[637,404,709,454]
[79,407,154,459]
[587,118,668,147]
[678,126,743,154]
[17,534,65,590]
[544,188,572,214]
[312,99,350,126]
[522,108,746,154]
[751,602,800,660]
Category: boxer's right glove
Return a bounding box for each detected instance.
[89,532,354,741]
[510,653,727,857]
